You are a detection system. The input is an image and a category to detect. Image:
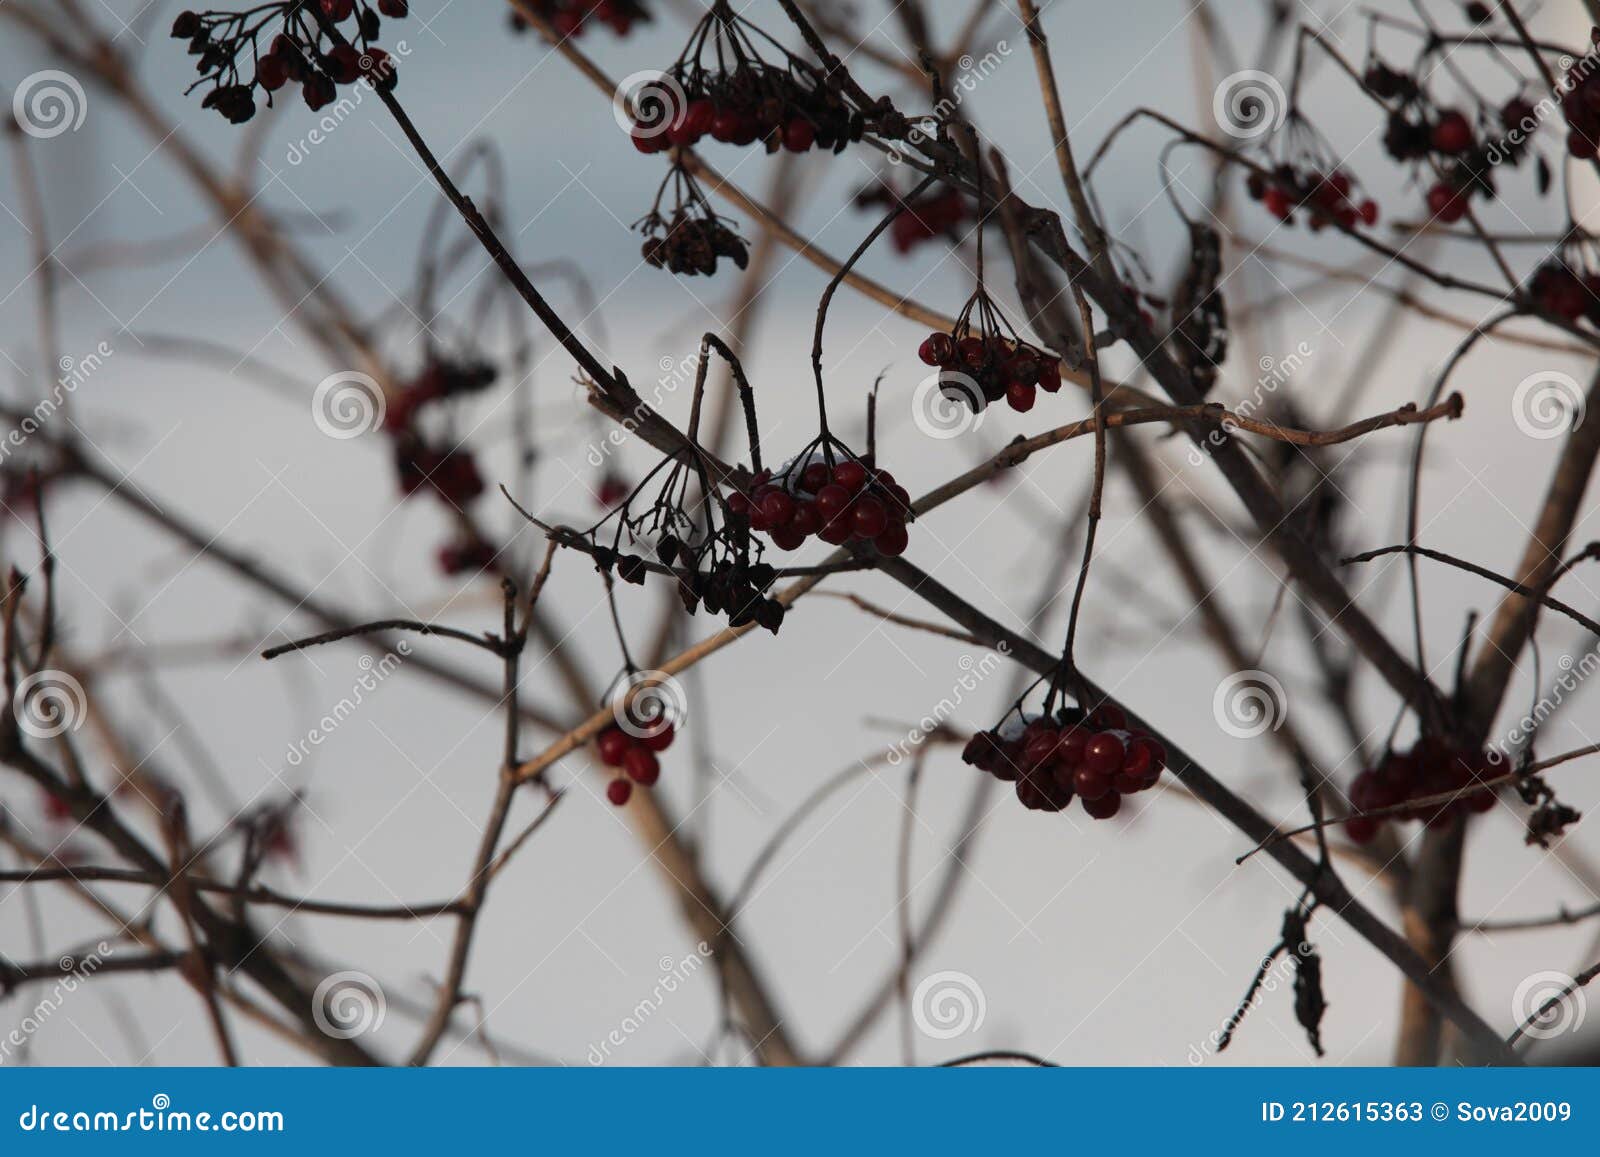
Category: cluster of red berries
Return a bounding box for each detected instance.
[1528,259,1600,326]
[436,536,497,576]
[383,359,497,433]
[511,0,649,38]
[729,454,912,556]
[596,719,675,806]
[1562,41,1600,159]
[962,705,1167,820]
[1344,737,1496,845]
[917,331,1064,414]
[1367,60,1535,223]
[1246,166,1378,231]
[173,2,403,123]
[631,65,860,159]
[854,182,971,254]
[393,440,485,506]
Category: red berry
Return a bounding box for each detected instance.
[684,99,715,139]
[800,462,830,492]
[1344,814,1379,844]
[790,501,821,535]
[710,105,742,142]
[326,44,362,84]
[1122,737,1162,781]
[320,0,355,20]
[623,747,660,785]
[1088,705,1126,730]
[874,520,909,557]
[1431,110,1472,153]
[303,75,336,110]
[597,728,632,767]
[760,490,795,528]
[1005,381,1037,412]
[814,483,851,521]
[1038,358,1063,393]
[1083,732,1125,776]
[1358,199,1379,226]
[918,333,955,366]
[1081,791,1122,820]
[1073,765,1113,800]
[258,54,289,91]
[818,518,853,545]
[1056,727,1089,769]
[1262,186,1291,219]
[851,496,889,539]
[642,721,675,752]
[607,778,633,806]
[962,732,1002,771]
[770,525,806,551]
[1426,182,1466,223]
[783,118,816,151]
[633,128,667,154]
[379,0,409,15]
[1023,730,1060,768]
[833,460,868,491]
[1005,355,1040,387]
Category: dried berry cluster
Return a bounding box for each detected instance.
[729,450,911,556]
[597,718,675,806]
[1245,166,1378,231]
[921,328,1068,412]
[510,0,649,39]
[583,451,787,633]
[172,1,404,123]
[962,705,1167,820]
[1343,736,1497,845]
[635,167,749,276]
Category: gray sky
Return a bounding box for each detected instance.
[2,0,1598,1066]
